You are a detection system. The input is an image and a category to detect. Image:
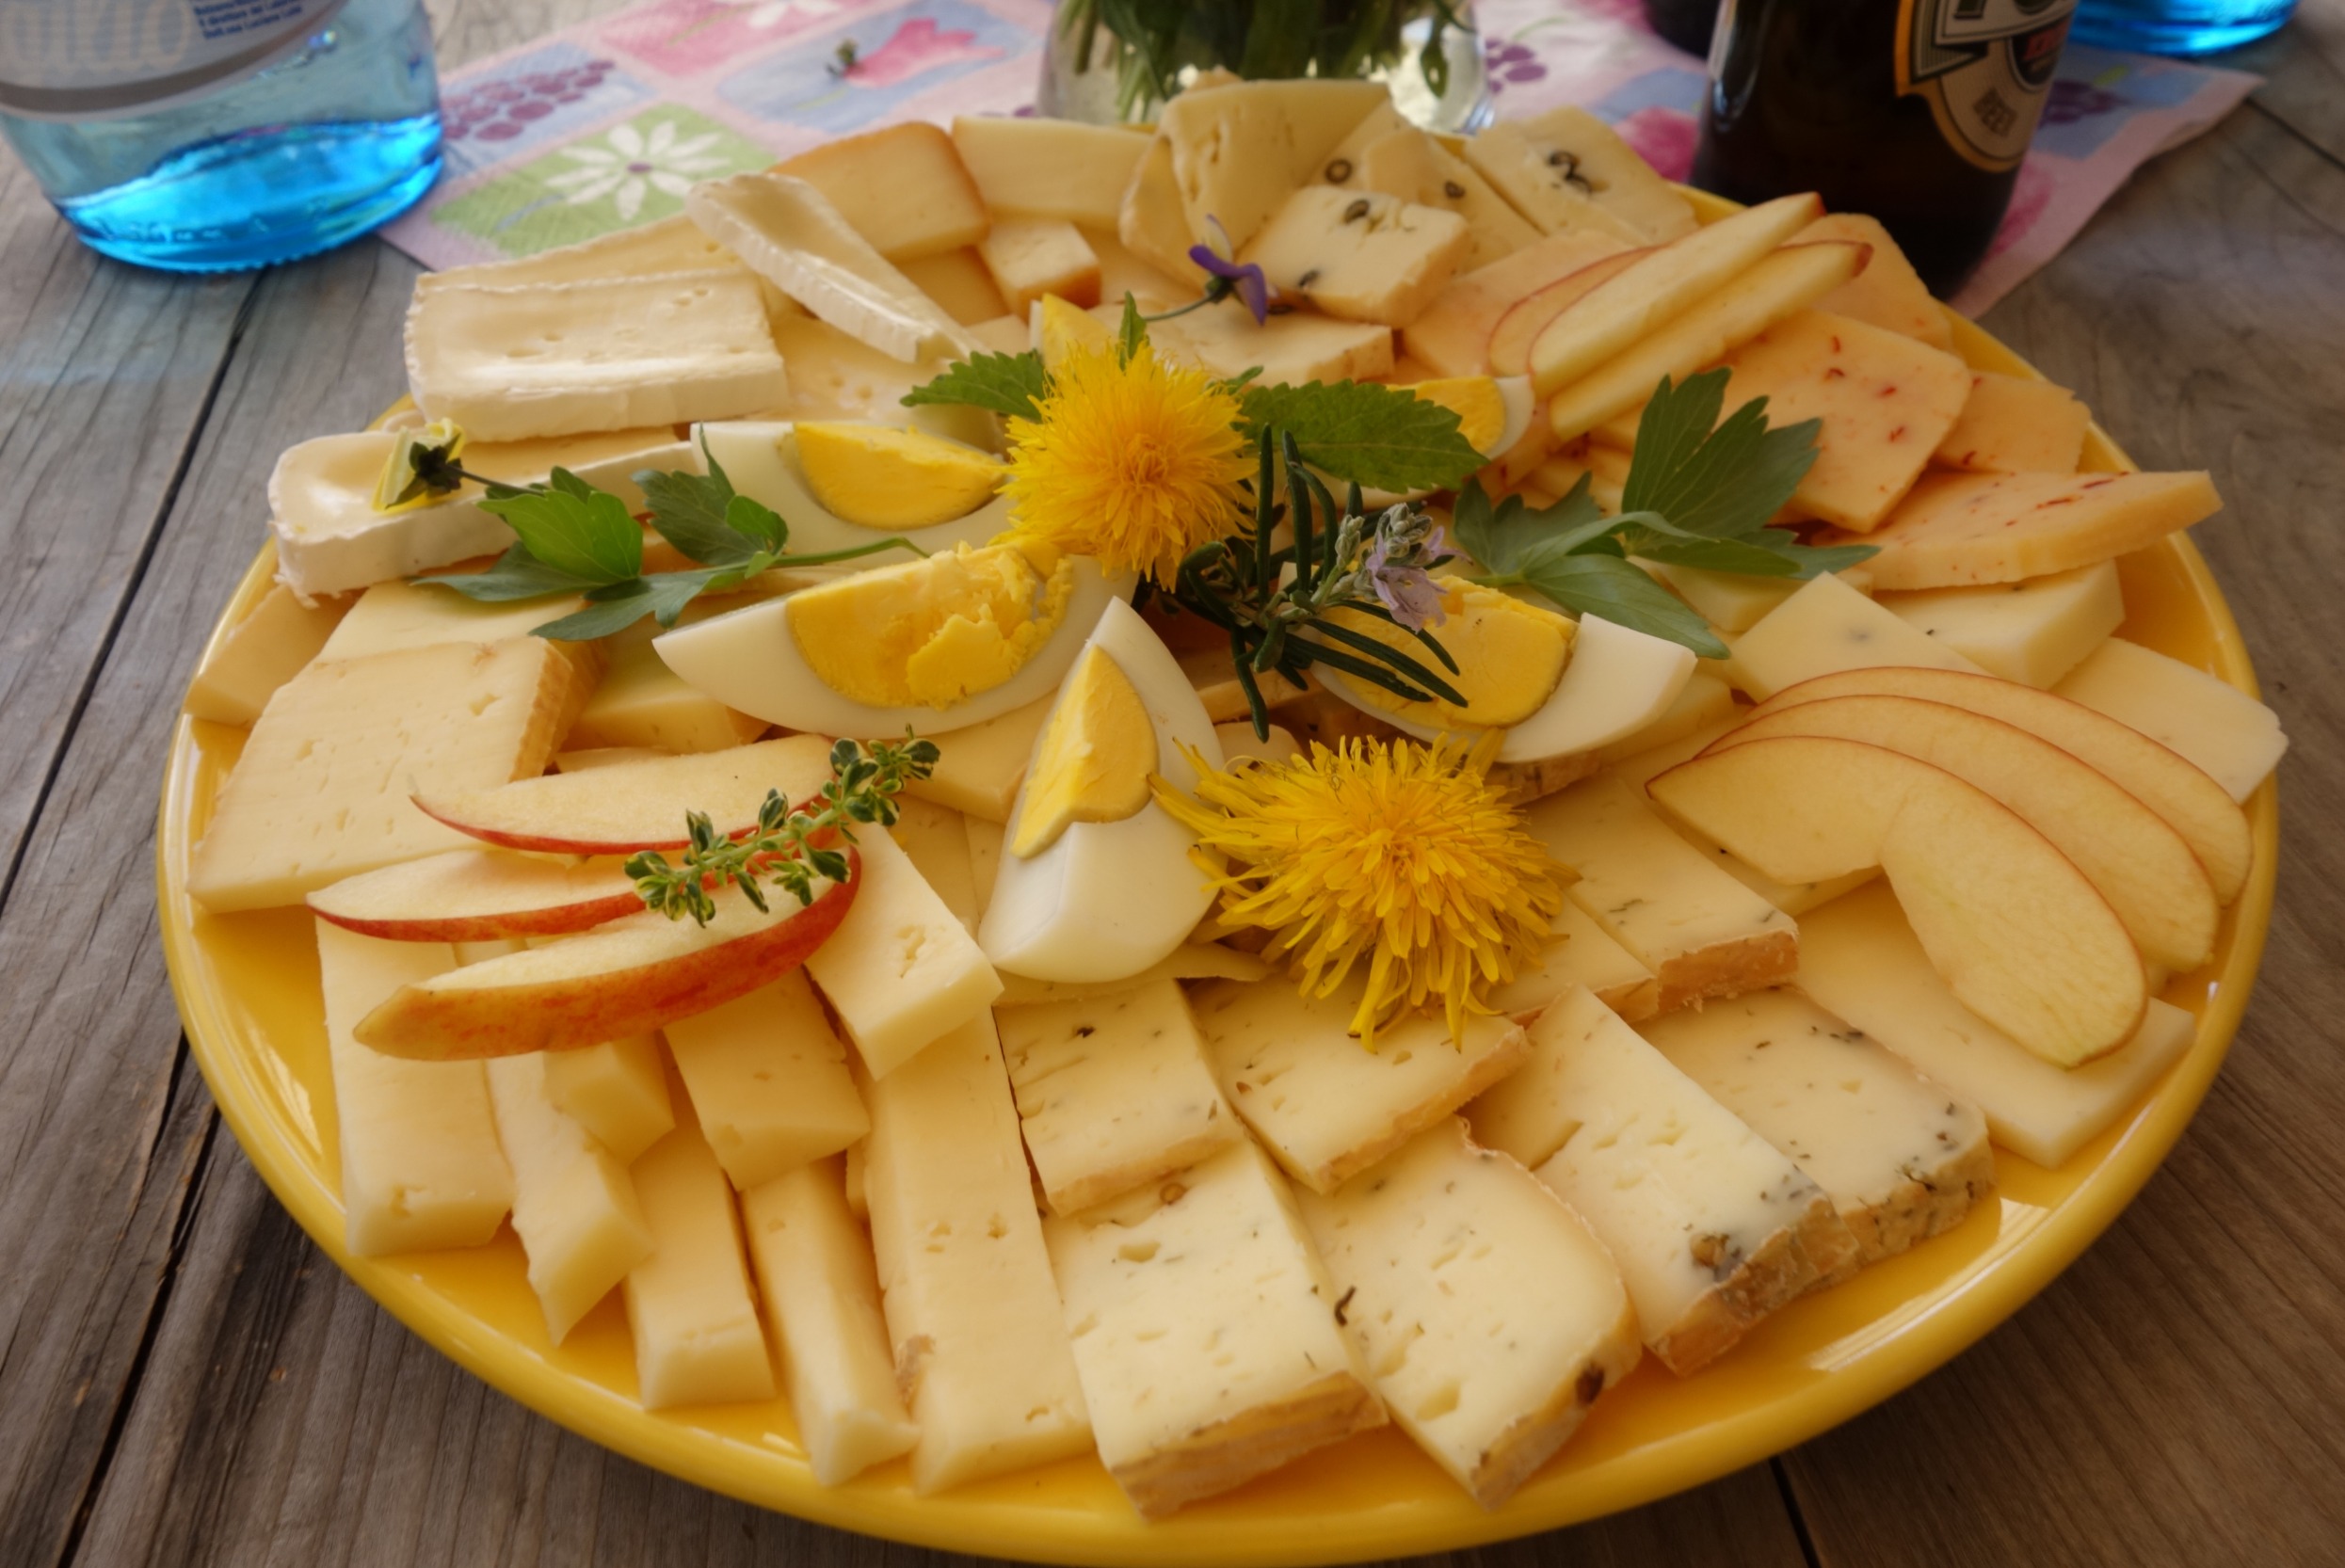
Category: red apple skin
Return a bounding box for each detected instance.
[306,853,648,942]
[353,850,859,1060]
[1486,249,1648,376]
[313,888,650,943]
[408,792,825,857]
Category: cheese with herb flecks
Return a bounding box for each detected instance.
[1486,896,1659,1023]
[1725,571,1987,700]
[665,971,869,1192]
[623,1093,776,1410]
[1240,185,1472,328]
[1461,107,1695,244]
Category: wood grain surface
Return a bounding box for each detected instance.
[0,0,2337,1563]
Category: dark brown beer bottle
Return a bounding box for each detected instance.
[1692,0,2077,294]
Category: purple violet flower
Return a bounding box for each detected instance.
[1188,216,1273,325]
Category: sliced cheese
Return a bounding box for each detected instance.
[993,942,1270,1008]
[405,271,788,441]
[1797,881,2198,1167]
[624,1092,777,1410]
[979,217,1101,316]
[665,970,870,1192]
[861,1014,1092,1493]
[954,116,1149,228]
[890,797,979,934]
[968,815,1004,922]
[766,312,933,422]
[1044,1139,1384,1518]
[2053,638,2287,802]
[806,824,1004,1079]
[188,639,578,913]
[1157,77,1389,251]
[540,1035,674,1164]
[1522,988,1853,1373]
[1083,222,1195,312]
[1595,669,1737,763]
[1462,107,1695,244]
[1347,125,1540,272]
[1143,299,1394,387]
[899,693,1051,824]
[1192,975,1531,1193]
[1116,134,1211,290]
[1645,560,1874,635]
[1240,186,1471,328]
[568,612,770,753]
[185,584,346,726]
[899,246,1011,328]
[1877,560,2123,688]
[999,978,1242,1214]
[1834,470,2224,590]
[315,921,511,1256]
[1727,571,1986,700]
[1798,212,1954,351]
[1400,228,1633,378]
[1524,775,1801,1011]
[742,1157,921,1485]
[1933,371,2091,474]
[774,121,990,263]
[1486,895,1661,1023]
[412,213,735,291]
[321,579,591,666]
[1296,1119,1640,1507]
[485,1048,654,1344]
[1640,987,1994,1265]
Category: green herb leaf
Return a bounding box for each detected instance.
[414,543,607,605]
[1238,379,1485,493]
[902,350,1050,421]
[1117,295,1148,362]
[1516,552,1729,660]
[479,469,644,583]
[1620,371,1823,540]
[636,446,788,567]
[1451,476,1614,578]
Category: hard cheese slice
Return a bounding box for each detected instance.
[568,612,767,755]
[1523,988,1854,1374]
[665,970,870,1192]
[1344,123,1541,272]
[1486,896,1661,1023]
[184,584,346,726]
[485,1048,654,1345]
[1462,107,1696,244]
[1296,1118,1641,1508]
[188,638,578,913]
[889,797,978,935]
[1193,975,1531,1194]
[1143,300,1394,387]
[1240,185,1472,328]
[1877,560,2123,688]
[742,1157,920,1486]
[315,921,511,1257]
[404,271,788,441]
[773,121,990,263]
[1835,470,2224,589]
[623,1088,777,1410]
[321,579,591,667]
[861,1014,1092,1493]
[1044,1138,1385,1518]
[999,978,1243,1215]
[2053,638,2287,803]
[541,1035,673,1164]
[1933,371,2092,473]
[1726,571,1986,701]
[1798,212,1953,351]
[1639,987,1994,1265]
[1156,77,1389,251]
[1400,228,1632,378]
[953,115,1148,229]
[412,213,736,291]
[896,694,1051,824]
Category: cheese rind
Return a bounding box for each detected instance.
[1297,1119,1641,1507]
[861,1014,1092,1493]
[315,923,512,1256]
[485,1049,654,1344]
[804,825,1004,1078]
[954,116,1149,228]
[1877,560,2123,688]
[623,1095,778,1410]
[185,584,346,726]
[1486,896,1660,1023]
[1523,988,1852,1373]
[1240,186,1472,328]
[1727,571,1986,700]
[742,1158,921,1485]
[1045,1139,1385,1518]
[999,978,1242,1214]
[2053,638,2287,803]
[1192,976,1532,1194]
[665,971,871,1191]
[1639,988,1994,1265]
[541,1035,674,1164]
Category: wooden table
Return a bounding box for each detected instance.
[0,1,2337,1561]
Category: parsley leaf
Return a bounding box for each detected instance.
[1239,380,1485,493]
[1454,479,1728,659]
[413,543,607,604]
[1619,371,1823,541]
[478,468,642,582]
[637,445,787,565]
[901,350,1049,421]
[1518,552,1728,657]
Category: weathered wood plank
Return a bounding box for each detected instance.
[1782,48,2345,1568]
[2239,5,2345,168]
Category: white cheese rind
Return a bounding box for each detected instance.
[485,1049,654,1344]
[1296,1119,1641,1508]
[623,1097,777,1410]
[665,970,870,1192]
[315,922,511,1257]
[540,1035,674,1164]
[2053,638,2287,803]
[860,1014,1092,1493]
[742,1157,921,1485]
[1044,1139,1384,1518]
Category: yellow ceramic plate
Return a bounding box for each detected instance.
[157,296,2277,1566]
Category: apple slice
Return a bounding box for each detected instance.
[414,734,837,855]
[308,851,644,942]
[1527,192,1824,396]
[1708,695,2218,972]
[1747,665,2251,904]
[355,865,857,1059]
[1648,735,2146,1065]
[1486,249,1647,376]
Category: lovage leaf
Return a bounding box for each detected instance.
[413,542,608,604]
[1515,552,1729,660]
[901,349,1050,421]
[1238,380,1485,493]
[1619,370,1824,541]
[636,447,786,567]
[1451,476,1612,579]
[477,470,643,583]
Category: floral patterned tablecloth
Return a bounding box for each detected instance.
[381,0,2260,316]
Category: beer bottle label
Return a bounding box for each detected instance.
[0,0,351,120]
[1894,0,2077,172]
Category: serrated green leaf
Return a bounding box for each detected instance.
[1517,552,1729,659]
[637,452,776,568]
[902,350,1050,421]
[413,543,606,603]
[1238,380,1485,492]
[1452,476,1611,578]
[478,472,642,584]
[1620,371,1823,540]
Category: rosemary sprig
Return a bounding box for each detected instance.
[625,736,940,926]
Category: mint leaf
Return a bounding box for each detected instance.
[478,469,642,583]
[903,350,1049,421]
[1517,553,1729,660]
[1620,371,1823,540]
[1239,380,1484,492]
[414,543,606,604]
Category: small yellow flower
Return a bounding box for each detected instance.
[1000,341,1254,583]
[1155,734,1564,1048]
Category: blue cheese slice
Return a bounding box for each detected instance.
[665,971,870,1192]
[998,977,1242,1214]
[1523,987,1854,1374]
[1639,988,1994,1266]
[1240,186,1471,328]
[1043,1139,1385,1518]
[1192,976,1531,1193]
[623,1091,778,1410]
[860,1014,1092,1493]
[1295,1118,1641,1508]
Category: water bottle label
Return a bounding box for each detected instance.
[0,0,352,119]
[1894,0,2077,172]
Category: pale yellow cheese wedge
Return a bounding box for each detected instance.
[541,1036,673,1164]
[898,246,1009,326]
[1486,896,1661,1023]
[979,217,1102,316]
[2053,638,2287,803]
[890,797,979,934]
[320,579,589,666]
[1933,371,2091,473]
[1835,470,2223,590]
[774,121,989,263]
[954,116,1148,229]
[624,1092,777,1410]
[803,825,1003,1079]
[569,612,768,755]
[898,694,1052,824]
[1156,77,1390,251]
[666,971,869,1192]
[485,1049,653,1344]
[185,584,346,726]
[1876,560,2123,688]
[1726,571,1985,700]
[1799,212,1954,351]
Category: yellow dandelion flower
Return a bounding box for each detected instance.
[1001,341,1254,583]
[1154,734,1564,1048]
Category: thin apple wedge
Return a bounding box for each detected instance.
[1648,735,2145,1066]
[309,851,643,941]
[355,865,857,1059]
[1527,192,1823,395]
[1486,248,1647,376]
[1708,695,2219,972]
[414,734,836,855]
[1747,666,2252,904]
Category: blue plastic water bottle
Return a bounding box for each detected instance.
[0,0,443,272]
[2071,0,2295,54]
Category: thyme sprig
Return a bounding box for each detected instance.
[625,736,940,926]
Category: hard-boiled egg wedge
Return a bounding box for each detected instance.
[653,541,1135,736]
[1320,584,1696,763]
[697,419,1012,554]
[1403,375,1536,460]
[980,598,1224,983]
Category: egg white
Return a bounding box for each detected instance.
[650,554,1135,737]
[980,598,1225,983]
[696,420,1012,557]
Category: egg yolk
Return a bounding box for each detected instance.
[1009,644,1158,858]
[1332,583,1575,729]
[785,542,1077,710]
[1401,377,1507,453]
[792,423,1006,530]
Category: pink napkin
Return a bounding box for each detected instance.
[381,0,2259,316]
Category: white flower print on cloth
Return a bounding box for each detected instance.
[709,0,844,28]
[544,118,733,221]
